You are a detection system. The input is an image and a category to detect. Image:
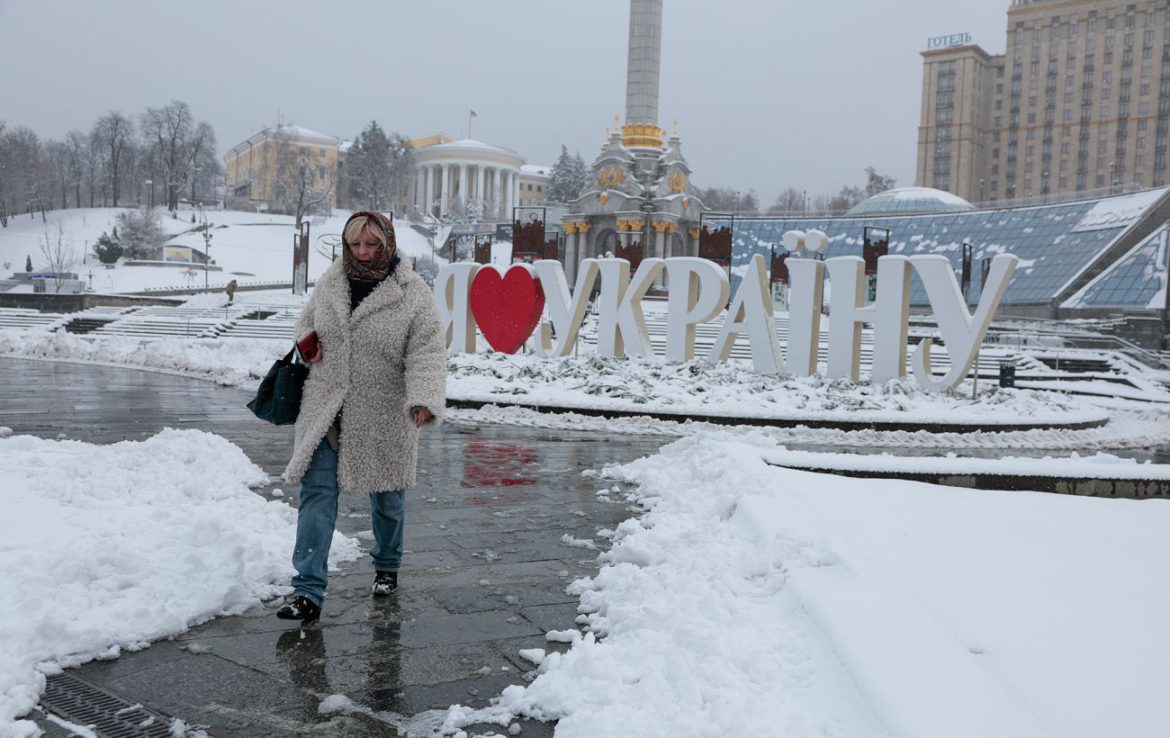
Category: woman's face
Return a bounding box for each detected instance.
[349,226,382,265]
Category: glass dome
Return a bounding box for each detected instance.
[846,187,974,216]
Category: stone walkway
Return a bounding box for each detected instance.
[0,357,665,737]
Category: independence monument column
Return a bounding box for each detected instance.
[625,0,663,139]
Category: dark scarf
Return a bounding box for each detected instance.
[342,210,398,282]
[348,255,400,312]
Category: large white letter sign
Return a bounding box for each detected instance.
[824,255,912,382]
[434,262,480,352]
[909,254,1019,391]
[785,258,825,377]
[594,258,665,358]
[533,259,600,357]
[707,254,783,374]
[665,258,729,362]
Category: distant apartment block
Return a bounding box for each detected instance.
[918,0,1170,203]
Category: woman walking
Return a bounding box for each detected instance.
[277,210,446,622]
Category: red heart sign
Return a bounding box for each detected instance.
[469,265,545,353]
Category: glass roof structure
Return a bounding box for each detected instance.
[709,187,1170,307]
[845,187,974,216]
[1065,224,1169,309]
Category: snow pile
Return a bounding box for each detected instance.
[447,351,1107,426]
[450,404,1169,452]
[0,429,360,738]
[0,330,284,387]
[446,431,1170,737]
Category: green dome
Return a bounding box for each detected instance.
[846,187,974,216]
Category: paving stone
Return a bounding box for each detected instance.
[0,357,665,736]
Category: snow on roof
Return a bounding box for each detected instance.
[1071,187,1170,232]
[272,124,338,143]
[521,165,551,177]
[421,138,524,160]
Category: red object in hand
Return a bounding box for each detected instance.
[468,265,545,353]
[412,407,433,428]
[296,331,321,363]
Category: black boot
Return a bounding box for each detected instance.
[372,570,398,596]
[276,595,321,622]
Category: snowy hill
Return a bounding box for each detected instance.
[0,207,441,295]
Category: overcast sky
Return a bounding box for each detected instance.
[0,0,1005,205]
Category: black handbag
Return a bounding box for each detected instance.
[247,349,309,425]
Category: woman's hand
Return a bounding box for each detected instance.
[411,406,433,428]
[310,350,322,364]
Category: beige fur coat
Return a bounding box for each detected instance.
[282,257,446,493]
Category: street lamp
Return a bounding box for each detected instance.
[145,179,154,211]
[201,220,213,290]
[1109,161,1117,193]
[1041,171,1049,203]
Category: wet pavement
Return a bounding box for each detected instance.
[0,357,666,737]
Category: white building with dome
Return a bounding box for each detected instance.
[411,137,526,220]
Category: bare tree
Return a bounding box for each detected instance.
[39,223,77,293]
[45,140,71,210]
[767,187,807,216]
[64,130,88,208]
[91,111,133,207]
[864,166,897,197]
[186,121,220,205]
[85,127,104,207]
[3,126,50,221]
[272,128,333,230]
[141,101,193,211]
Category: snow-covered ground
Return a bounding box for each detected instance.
[0,206,440,294]
[0,429,360,738]
[438,431,1170,738]
[5,207,1170,737]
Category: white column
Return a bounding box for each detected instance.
[414,169,424,212]
[440,163,451,217]
[500,170,509,219]
[423,166,432,216]
[505,170,514,218]
[476,166,486,209]
[493,168,503,219]
[511,170,520,216]
[458,163,468,209]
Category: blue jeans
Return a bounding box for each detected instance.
[291,440,406,606]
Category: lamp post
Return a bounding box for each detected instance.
[979,178,986,203]
[1042,171,1049,203]
[201,221,213,290]
[145,179,154,211]
[1109,161,1117,194]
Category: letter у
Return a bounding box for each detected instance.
[533,259,600,357]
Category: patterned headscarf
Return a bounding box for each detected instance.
[342,210,398,282]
